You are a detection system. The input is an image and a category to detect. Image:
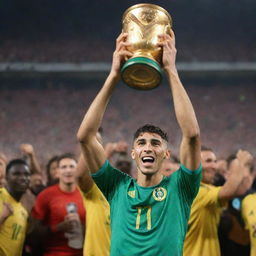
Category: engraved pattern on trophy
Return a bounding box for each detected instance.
[126,10,166,50]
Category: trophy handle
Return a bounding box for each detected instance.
[165,25,172,35]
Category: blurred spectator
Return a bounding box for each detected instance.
[218,151,254,256]
[20,144,41,175]
[0,82,255,162]
[105,140,129,160]
[184,148,253,256]
[31,153,85,256]
[0,159,31,255]
[46,156,59,186]
[30,173,46,196]
[160,155,180,177]
[77,154,111,256]
[19,144,42,213]
[114,152,132,176]
[214,159,228,186]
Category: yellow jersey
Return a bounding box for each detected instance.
[242,193,256,256]
[82,183,111,256]
[0,187,28,256]
[183,183,222,256]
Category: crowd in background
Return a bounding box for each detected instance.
[0,38,254,63]
[0,1,255,254]
[0,81,255,164]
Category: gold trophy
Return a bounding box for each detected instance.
[121,3,172,90]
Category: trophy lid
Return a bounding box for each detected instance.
[122,3,172,25]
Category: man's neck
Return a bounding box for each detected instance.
[7,187,23,201]
[59,182,76,192]
[137,171,163,187]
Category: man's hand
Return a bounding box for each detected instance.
[57,213,81,233]
[158,30,177,74]
[236,150,253,168]
[115,141,128,153]
[20,144,35,157]
[110,33,132,77]
[105,140,129,159]
[1,202,13,221]
[229,150,254,196]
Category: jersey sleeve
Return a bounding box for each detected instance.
[175,164,202,212]
[91,160,130,202]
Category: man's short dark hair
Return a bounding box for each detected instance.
[201,145,213,152]
[57,153,77,167]
[133,124,168,142]
[6,159,29,175]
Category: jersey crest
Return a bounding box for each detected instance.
[152,187,167,201]
[128,190,136,198]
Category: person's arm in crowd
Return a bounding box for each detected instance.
[77,154,94,193]
[0,202,13,225]
[218,150,253,200]
[28,213,82,235]
[56,213,83,233]
[105,140,128,159]
[158,31,201,171]
[77,33,132,174]
[20,144,41,174]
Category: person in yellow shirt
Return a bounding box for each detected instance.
[242,192,256,256]
[0,159,31,256]
[183,146,253,256]
[77,142,111,256]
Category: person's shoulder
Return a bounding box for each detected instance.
[37,184,58,197]
[200,182,216,190]
[0,186,7,195]
[243,192,256,202]
[197,183,220,196]
[83,183,107,202]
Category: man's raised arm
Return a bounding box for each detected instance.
[218,150,253,201]
[77,33,132,174]
[158,31,201,170]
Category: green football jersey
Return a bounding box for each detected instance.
[92,161,201,256]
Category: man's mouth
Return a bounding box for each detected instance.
[141,156,155,163]
[17,183,28,189]
[63,174,73,178]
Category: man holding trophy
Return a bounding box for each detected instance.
[77,4,201,255]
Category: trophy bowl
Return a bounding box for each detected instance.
[121,3,172,90]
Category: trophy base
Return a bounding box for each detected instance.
[121,57,162,90]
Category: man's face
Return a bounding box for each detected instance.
[201,150,217,184]
[131,132,169,176]
[57,158,77,186]
[6,164,31,194]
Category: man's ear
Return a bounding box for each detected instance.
[131,149,135,160]
[164,150,171,159]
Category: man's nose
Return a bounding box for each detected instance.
[18,174,28,181]
[144,143,153,152]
